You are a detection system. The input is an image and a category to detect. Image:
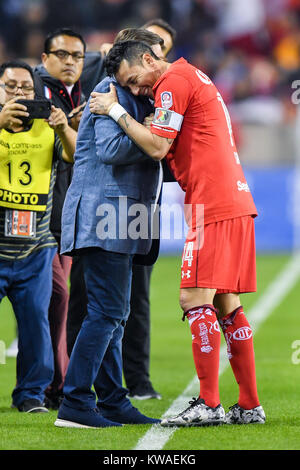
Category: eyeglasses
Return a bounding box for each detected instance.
[0,82,34,95]
[48,49,85,62]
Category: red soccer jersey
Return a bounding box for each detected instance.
[150,58,257,225]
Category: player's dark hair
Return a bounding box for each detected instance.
[105,40,160,77]
[142,18,177,42]
[114,28,164,48]
[0,60,35,81]
[44,27,86,53]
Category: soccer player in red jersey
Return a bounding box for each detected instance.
[89,40,266,427]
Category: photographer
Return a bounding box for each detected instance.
[34,28,86,409]
[0,60,76,413]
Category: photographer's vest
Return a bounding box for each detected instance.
[0,120,55,212]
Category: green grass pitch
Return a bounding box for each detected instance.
[0,254,299,450]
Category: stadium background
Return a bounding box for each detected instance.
[0,0,300,452]
[0,0,299,254]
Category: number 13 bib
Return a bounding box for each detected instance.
[0,119,55,211]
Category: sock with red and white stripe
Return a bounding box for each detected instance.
[185,304,221,408]
[219,306,260,410]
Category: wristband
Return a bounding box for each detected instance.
[108,103,126,122]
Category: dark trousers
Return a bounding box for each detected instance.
[47,252,72,397]
[122,264,153,390]
[66,256,153,391]
[66,255,88,357]
[63,249,133,410]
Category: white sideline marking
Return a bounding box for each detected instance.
[134,253,300,450]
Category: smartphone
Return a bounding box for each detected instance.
[16,99,51,120]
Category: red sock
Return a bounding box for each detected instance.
[219,306,260,410]
[186,304,221,408]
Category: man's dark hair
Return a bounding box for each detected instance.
[114,28,164,48]
[142,18,177,42]
[0,60,35,81]
[105,41,160,77]
[44,27,86,53]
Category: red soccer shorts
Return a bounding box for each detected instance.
[180,215,256,293]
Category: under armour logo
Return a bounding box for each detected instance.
[181,270,191,279]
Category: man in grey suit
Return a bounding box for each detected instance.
[54,40,162,428]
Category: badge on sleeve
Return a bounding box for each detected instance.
[153,108,184,131]
[161,91,173,109]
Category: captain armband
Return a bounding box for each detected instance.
[152,108,184,131]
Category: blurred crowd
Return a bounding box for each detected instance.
[1,0,300,126]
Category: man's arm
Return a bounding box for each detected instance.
[48,106,76,163]
[89,83,174,161]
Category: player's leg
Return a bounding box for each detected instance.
[161,286,225,427]
[215,293,265,423]
[215,292,260,407]
[213,215,265,424]
[161,221,226,427]
[180,287,221,407]
[66,255,88,357]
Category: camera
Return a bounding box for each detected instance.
[16,99,51,124]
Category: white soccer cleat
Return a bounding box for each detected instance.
[160,398,225,427]
[225,404,266,424]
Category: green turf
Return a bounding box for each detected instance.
[0,253,298,450]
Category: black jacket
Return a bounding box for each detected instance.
[34,65,85,241]
[80,51,107,98]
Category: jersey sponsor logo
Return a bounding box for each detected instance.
[161,91,173,109]
[237,180,250,192]
[232,326,252,341]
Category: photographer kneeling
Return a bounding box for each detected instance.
[0,61,76,413]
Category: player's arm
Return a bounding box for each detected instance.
[89,84,173,161]
[113,110,173,161]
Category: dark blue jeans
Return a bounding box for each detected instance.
[0,247,56,406]
[63,248,133,411]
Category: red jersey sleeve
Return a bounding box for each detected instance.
[150,73,191,139]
